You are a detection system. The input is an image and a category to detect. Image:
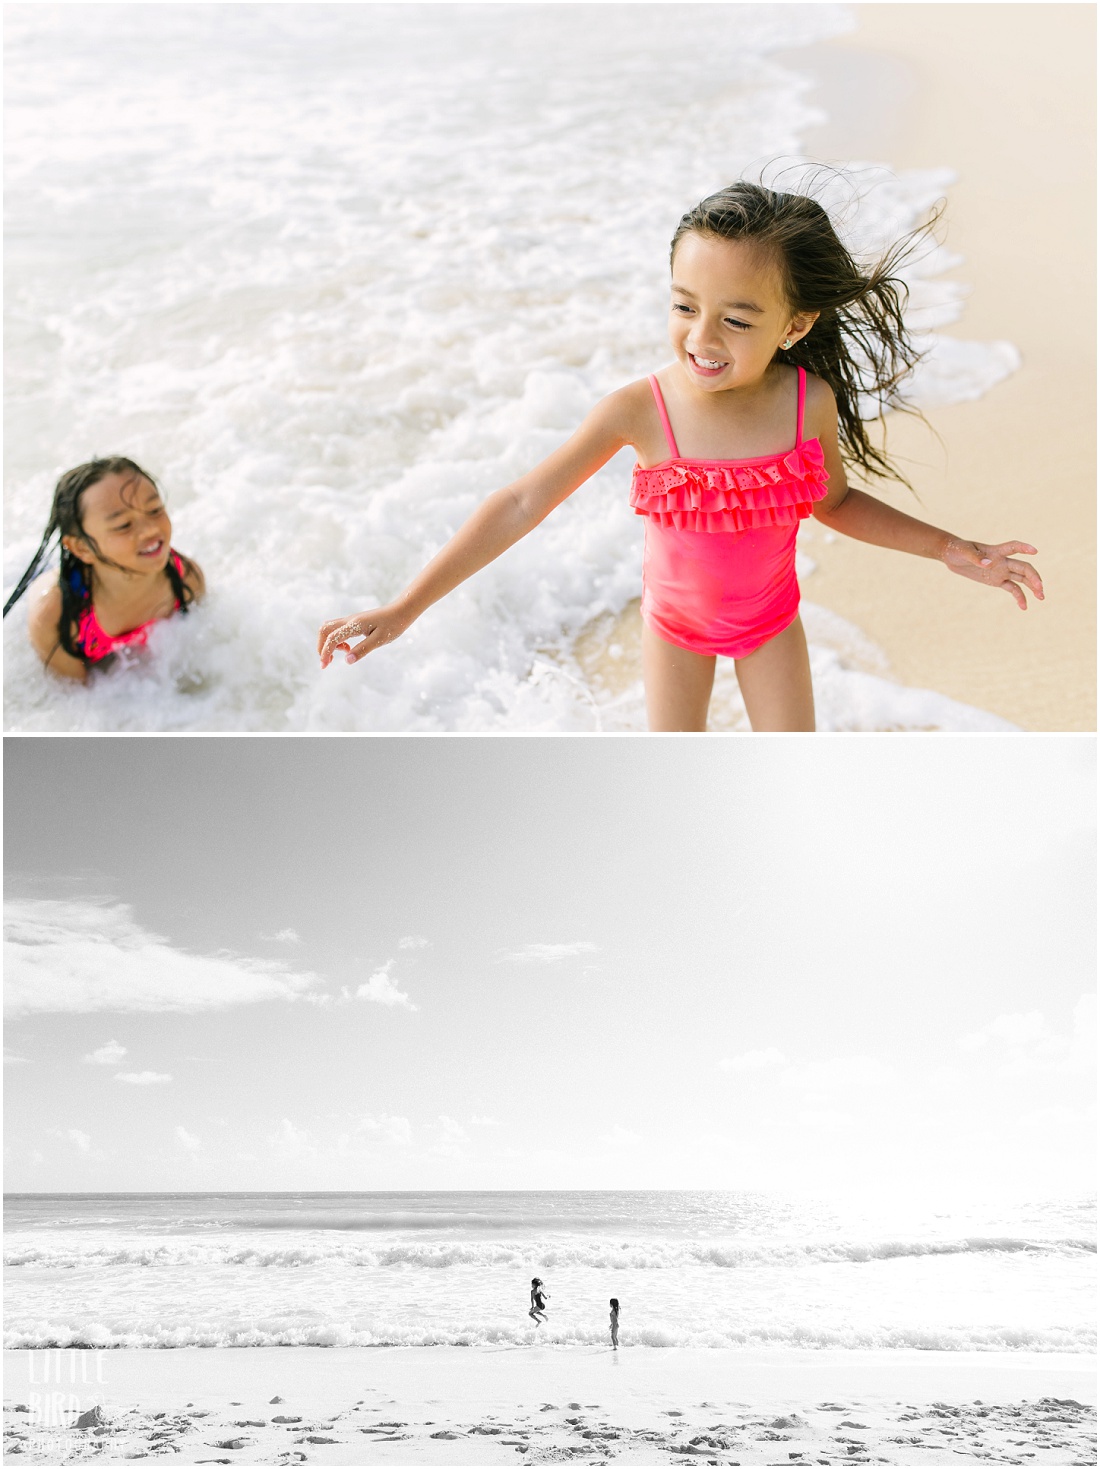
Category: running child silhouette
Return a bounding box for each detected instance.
[319,181,1042,731]
[529,1277,549,1327]
[4,458,203,681]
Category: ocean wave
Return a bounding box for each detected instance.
[6,1235,1094,1271]
[5,1316,1093,1353]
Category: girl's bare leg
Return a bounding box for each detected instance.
[642,625,717,732]
[733,616,815,732]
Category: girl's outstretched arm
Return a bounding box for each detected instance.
[808,379,1044,610]
[318,389,636,667]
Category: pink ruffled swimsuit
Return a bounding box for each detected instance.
[75,551,185,662]
[630,367,829,658]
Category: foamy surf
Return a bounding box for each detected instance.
[4,5,1021,732]
[5,1193,1093,1355]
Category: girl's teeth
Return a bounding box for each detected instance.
[694,355,724,369]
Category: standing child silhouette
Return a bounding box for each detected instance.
[320,181,1041,731]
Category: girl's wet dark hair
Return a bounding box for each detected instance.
[3,457,193,664]
[610,1298,619,1310]
[670,178,938,488]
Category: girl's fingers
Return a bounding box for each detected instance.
[345,631,377,664]
[996,542,1038,557]
[1007,560,1044,597]
[1002,579,1028,610]
[321,621,363,665]
[317,621,341,656]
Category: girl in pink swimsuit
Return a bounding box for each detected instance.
[319,181,1043,732]
[5,457,204,682]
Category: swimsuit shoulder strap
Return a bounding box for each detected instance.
[647,374,680,459]
[795,365,806,447]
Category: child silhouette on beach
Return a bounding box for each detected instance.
[319,179,1041,731]
[529,1278,549,1326]
[5,458,203,681]
[609,1298,620,1349]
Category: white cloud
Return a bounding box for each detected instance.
[719,1047,786,1074]
[64,1129,92,1154]
[355,1114,413,1147]
[959,1011,1050,1051]
[470,1115,502,1127]
[399,936,430,950]
[83,1040,127,1066]
[267,1114,413,1160]
[270,928,302,945]
[599,1124,641,1148]
[780,1057,893,1092]
[115,1071,172,1086]
[5,898,326,1014]
[4,1050,31,1066]
[501,941,599,964]
[430,1115,469,1159]
[355,963,417,1010]
[958,1001,1093,1077]
[175,1125,201,1151]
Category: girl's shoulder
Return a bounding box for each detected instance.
[798,369,838,440]
[26,576,63,646]
[799,366,835,402]
[25,576,85,678]
[175,551,206,602]
[597,375,667,451]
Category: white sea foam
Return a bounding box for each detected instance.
[6,1234,1093,1272]
[6,1319,1093,1353]
[6,1193,1093,1354]
[4,5,1020,731]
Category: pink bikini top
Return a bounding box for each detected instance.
[630,365,830,533]
[75,551,185,663]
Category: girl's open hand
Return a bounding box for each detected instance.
[941,538,1044,609]
[318,604,411,668]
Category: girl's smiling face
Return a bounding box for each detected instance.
[63,471,173,575]
[668,232,816,392]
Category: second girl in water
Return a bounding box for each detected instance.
[319,181,1042,731]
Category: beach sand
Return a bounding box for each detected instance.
[786,2,1095,732]
[4,1346,1096,1465]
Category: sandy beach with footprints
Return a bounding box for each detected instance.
[4,1347,1096,1466]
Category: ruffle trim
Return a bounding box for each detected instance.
[630,439,829,533]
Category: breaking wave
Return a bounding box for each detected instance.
[7,1235,1094,1271]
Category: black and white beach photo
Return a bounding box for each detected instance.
[3,736,1095,1463]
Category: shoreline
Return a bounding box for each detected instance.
[5,1346,1096,1464]
[784,3,1095,731]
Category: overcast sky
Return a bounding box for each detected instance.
[4,735,1094,1199]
